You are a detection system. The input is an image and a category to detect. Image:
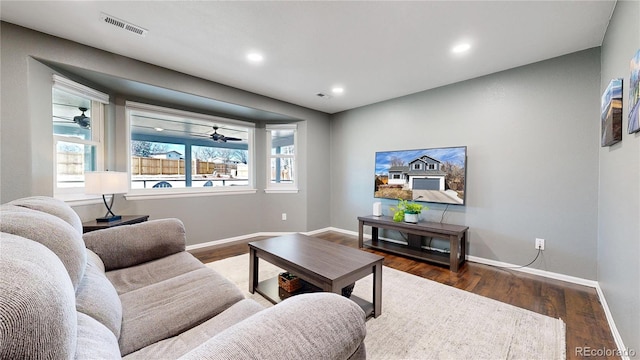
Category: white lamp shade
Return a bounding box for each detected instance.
[85,171,128,195]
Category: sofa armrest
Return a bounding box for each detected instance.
[82,218,186,271]
[179,293,366,360]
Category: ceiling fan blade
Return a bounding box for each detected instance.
[70,107,91,129]
[207,125,243,142]
[73,116,90,129]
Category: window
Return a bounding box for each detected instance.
[52,75,109,197]
[266,124,297,193]
[130,141,186,189]
[413,163,421,170]
[126,101,254,198]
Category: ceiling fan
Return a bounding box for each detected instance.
[210,126,241,143]
[52,106,91,129]
[73,107,90,129]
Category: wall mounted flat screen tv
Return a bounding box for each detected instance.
[374,146,467,206]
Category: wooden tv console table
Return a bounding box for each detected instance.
[358,215,469,272]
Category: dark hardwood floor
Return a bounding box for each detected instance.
[190,231,619,360]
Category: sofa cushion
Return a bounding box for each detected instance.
[9,195,83,233]
[118,267,244,355]
[75,312,121,359]
[123,299,264,359]
[0,233,77,359]
[83,218,186,271]
[107,251,204,295]
[0,206,86,290]
[87,247,106,272]
[180,293,367,360]
[76,249,123,339]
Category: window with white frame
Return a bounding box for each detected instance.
[126,101,255,197]
[52,75,108,197]
[266,124,297,192]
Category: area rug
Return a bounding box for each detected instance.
[207,254,566,360]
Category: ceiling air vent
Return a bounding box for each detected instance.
[100,13,148,37]
[316,93,331,99]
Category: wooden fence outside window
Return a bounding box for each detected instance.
[57,152,236,176]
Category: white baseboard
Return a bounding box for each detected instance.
[187,226,626,357]
[304,227,335,236]
[185,227,336,251]
[327,227,360,237]
[465,255,599,288]
[186,232,290,250]
[594,283,630,360]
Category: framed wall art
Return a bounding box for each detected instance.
[601,78,623,146]
[629,49,640,134]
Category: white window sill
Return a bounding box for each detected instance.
[264,188,299,194]
[56,193,106,206]
[125,188,258,201]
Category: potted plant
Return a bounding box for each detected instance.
[390,198,427,223]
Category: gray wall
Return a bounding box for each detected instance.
[598,0,640,353]
[0,22,331,245]
[330,48,601,280]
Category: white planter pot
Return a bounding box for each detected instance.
[404,213,419,223]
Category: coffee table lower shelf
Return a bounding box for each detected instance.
[255,277,374,318]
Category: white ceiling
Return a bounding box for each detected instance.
[1,1,615,114]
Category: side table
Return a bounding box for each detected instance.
[82,215,149,233]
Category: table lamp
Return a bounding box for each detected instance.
[85,171,128,222]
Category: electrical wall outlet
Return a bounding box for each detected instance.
[281,213,287,221]
[535,238,545,250]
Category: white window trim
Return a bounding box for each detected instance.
[53,76,107,202]
[125,187,258,201]
[53,75,109,104]
[126,101,254,128]
[125,101,256,198]
[265,124,298,194]
[53,133,104,195]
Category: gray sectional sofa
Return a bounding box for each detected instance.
[0,196,367,359]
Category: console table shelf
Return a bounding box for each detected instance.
[364,239,451,266]
[358,215,468,272]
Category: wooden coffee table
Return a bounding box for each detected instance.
[249,233,384,318]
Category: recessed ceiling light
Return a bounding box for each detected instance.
[247,53,264,62]
[154,127,164,132]
[452,43,471,54]
[332,87,344,94]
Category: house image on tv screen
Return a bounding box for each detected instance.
[374,146,467,205]
[388,155,446,191]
